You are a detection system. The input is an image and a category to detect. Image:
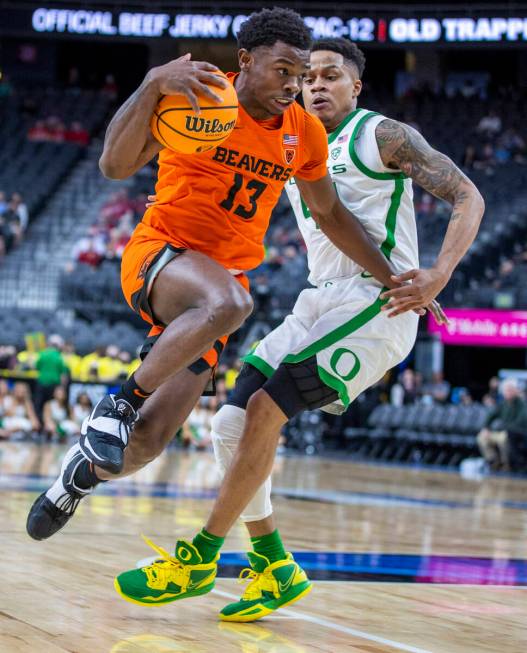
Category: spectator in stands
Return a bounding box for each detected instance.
[484,376,500,405]
[459,79,478,99]
[101,73,118,100]
[118,350,138,379]
[0,191,7,215]
[477,378,527,471]
[463,144,476,170]
[473,143,496,174]
[459,389,474,406]
[28,120,52,142]
[98,345,125,382]
[44,116,66,143]
[181,396,218,450]
[390,368,421,406]
[0,345,16,370]
[500,128,526,164]
[105,226,132,261]
[422,371,451,404]
[0,214,12,260]
[100,190,133,227]
[493,258,527,290]
[10,193,29,233]
[34,335,69,418]
[42,386,77,442]
[65,121,90,147]
[494,136,512,165]
[0,379,10,438]
[0,382,40,439]
[71,392,92,433]
[74,236,105,267]
[1,198,24,247]
[62,342,82,380]
[78,345,106,381]
[477,109,502,137]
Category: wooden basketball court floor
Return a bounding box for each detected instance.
[1,441,526,653]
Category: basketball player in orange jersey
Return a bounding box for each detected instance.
[27,10,442,540]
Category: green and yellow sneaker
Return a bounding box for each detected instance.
[114,536,218,607]
[220,552,312,622]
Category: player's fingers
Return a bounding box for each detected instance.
[192,80,223,104]
[192,61,220,72]
[381,286,417,301]
[390,270,418,284]
[383,293,421,311]
[387,301,422,318]
[177,53,192,62]
[413,308,427,316]
[196,70,229,89]
[429,300,449,325]
[183,88,200,114]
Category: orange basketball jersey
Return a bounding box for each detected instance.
[136,73,328,271]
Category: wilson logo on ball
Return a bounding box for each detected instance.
[185,117,237,134]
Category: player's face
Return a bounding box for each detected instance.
[303,51,362,130]
[238,41,309,118]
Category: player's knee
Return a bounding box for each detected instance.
[246,388,270,417]
[206,285,253,333]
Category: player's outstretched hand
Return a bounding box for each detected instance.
[148,53,228,114]
[380,268,449,318]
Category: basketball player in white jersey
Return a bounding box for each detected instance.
[112,39,484,618]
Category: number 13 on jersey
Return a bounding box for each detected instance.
[221,173,268,220]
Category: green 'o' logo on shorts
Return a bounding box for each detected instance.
[330,348,361,381]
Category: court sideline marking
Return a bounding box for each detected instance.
[212,588,435,653]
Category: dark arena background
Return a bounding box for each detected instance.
[0,2,526,651]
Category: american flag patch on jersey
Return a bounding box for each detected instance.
[338,134,349,143]
[283,134,298,145]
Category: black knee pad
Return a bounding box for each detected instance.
[229,363,268,409]
[263,356,339,419]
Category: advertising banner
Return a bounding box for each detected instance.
[428,308,527,347]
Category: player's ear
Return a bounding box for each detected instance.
[353,79,363,99]
[238,48,253,71]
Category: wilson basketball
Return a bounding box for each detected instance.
[150,71,238,154]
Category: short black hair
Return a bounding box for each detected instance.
[311,38,366,77]
[237,8,312,52]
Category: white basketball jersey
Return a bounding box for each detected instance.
[286,108,419,286]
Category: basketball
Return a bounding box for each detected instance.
[150,70,238,154]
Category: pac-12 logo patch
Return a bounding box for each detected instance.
[284,148,296,164]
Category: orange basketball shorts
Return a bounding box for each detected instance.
[121,231,250,374]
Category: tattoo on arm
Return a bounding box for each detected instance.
[376,119,470,215]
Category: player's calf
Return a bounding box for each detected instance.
[79,376,146,473]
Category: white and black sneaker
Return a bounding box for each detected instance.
[79,394,138,474]
[26,443,94,540]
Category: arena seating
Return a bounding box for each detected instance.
[343,403,490,467]
[0,88,109,217]
[0,307,143,355]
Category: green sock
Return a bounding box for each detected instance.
[192,528,224,563]
[251,529,287,563]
